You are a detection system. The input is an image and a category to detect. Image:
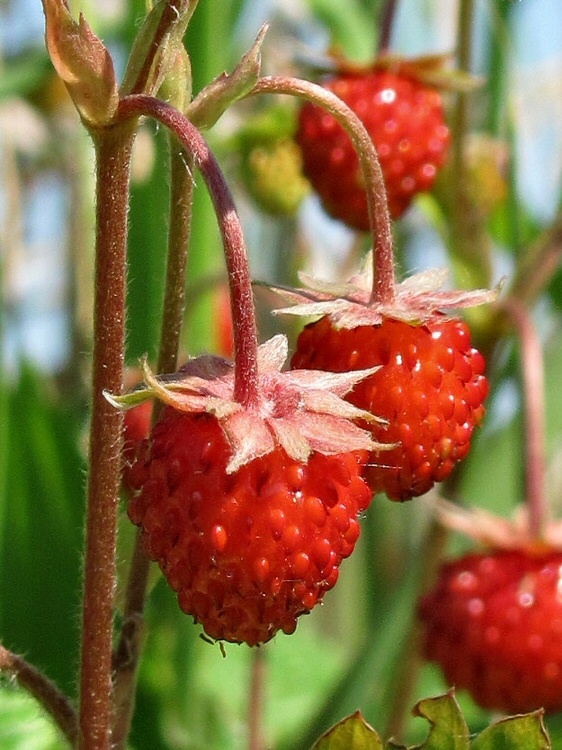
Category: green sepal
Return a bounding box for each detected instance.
[120,0,197,99]
[471,711,551,750]
[311,711,383,750]
[186,24,267,130]
[388,692,469,750]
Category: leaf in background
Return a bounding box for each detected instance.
[0,52,53,101]
[305,0,377,62]
[0,684,63,750]
[126,129,169,364]
[311,711,382,750]
[0,366,84,697]
[471,711,550,750]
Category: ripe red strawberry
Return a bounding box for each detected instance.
[129,408,371,646]
[296,68,449,229]
[418,548,562,714]
[119,335,382,645]
[291,314,488,501]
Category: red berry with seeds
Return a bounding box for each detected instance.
[129,408,371,646]
[296,69,449,229]
[418,548,562,714]
[119,335,381,646]
[291,315,487,501]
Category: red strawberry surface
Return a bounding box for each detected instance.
[291,315,487,501]
[128,408,372,646]
[296,70,449,229]
[418,548,562,714]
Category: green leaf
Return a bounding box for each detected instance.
[389,693,469,750]
[471,712,551,750]
[311,711,383,750]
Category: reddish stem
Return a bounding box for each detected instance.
[0,643,78,746]
[250,76,395,307]
[117,95,259,409]
[79,122,136,750]
[503,299,546,539]
[378,0,399,54]
[111,143,195,748]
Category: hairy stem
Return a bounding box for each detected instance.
[79,122,136,750]
[111,141,195,747]
[118,95,259,409]
[249,76,395,306]
[0,643,78,746]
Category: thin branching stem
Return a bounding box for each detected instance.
[502,300,546,539]
[249,76,395,306]
[117,95,259,409]
[0,643,78,746]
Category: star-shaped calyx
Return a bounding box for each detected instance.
[270,251,500,328]
[429,497,562,552]
[107,334,390,474]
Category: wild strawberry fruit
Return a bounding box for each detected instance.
[296,67,450,229]
[418,548,562,715]
[119,335,383,646]
[129,409,370,646]
[277,258,495,501]
[292,314,487,501]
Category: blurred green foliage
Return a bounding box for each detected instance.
[1,0,562,748]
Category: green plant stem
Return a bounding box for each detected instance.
[111,141,195,747]
[248,648,267,750]
[79,122,136,750]
[0,643,78,746]
[502,300,546,539]
[507,214,562,306]
[249,76,395,307]
[117,94,259,409]
[451,0,473,183]
[381,517,449,741]
[449,0,492,289]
